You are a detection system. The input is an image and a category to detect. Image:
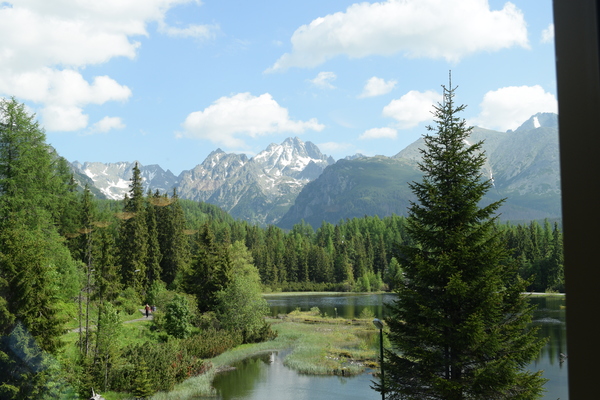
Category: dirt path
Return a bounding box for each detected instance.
[70,309,153,333]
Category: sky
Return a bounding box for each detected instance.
[0,0,557,175]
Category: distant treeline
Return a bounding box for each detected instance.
[92,193,564,295]
[191,214,564,294]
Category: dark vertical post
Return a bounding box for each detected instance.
[380,327,385,400]
[554,0,600,398]
[373,318,385,400]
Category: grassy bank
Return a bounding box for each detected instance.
[150,310,381,400]
[262,291,386,297]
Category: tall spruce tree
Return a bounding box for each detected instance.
[380,81,546,399]
[118,163,148,298]
[0,98,76,352]
[184,223,231,313]
[157,190,190,288]
[145,190,162,288]
[0,98,78,398]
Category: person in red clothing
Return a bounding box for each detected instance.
[145,303,151,318]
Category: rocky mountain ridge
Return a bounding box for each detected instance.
[278,113,561,228]
[70,137,334,225]
[70,113,561,227]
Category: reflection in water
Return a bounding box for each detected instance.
[266,293,396,320]
[212,294,567,400]
[213,351,379,400]
[528,296,569,399]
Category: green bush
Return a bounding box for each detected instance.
[110,340,207,394]
[179,329,242,359]
[114,287,140,316]
[164,294,192,339]
[145,280,167,307]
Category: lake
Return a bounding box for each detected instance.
[212,293,567,399]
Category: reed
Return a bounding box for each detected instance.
[151,313,380,399]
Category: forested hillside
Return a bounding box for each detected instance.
[0,99,563,398]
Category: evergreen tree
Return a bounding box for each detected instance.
[118,163,148,298]
[283,235,299,282]
[145,191,162,288]
[94,301,122,392]
[215,242,269,343]
[183,224,231,312]
[157,190,190,288]
[373,233,388,277]
[0,98,77,357]
[547,223,564,292]
[0,98,60,227]
[381,81,546,399]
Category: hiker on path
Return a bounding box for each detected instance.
[145,304,151,318]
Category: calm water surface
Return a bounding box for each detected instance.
[211,293,567,400]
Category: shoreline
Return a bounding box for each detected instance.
[150,315,378,399]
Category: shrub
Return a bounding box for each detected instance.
[164,294,192,339]
[114,287,140,315]
[179,329,242,359]
[110,340,206,394]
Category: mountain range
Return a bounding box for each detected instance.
[69,113,561,228]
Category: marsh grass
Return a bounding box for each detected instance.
[62,309,381,400]
[151,311,380,399]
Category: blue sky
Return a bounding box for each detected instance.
[0,0,556,175]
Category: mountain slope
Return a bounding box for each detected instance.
[72,137,333,225]
[177,137,334,225]
[69,114,561,228]
[71,161,178,200]
[279,113,561,228]
[277,156,421,229]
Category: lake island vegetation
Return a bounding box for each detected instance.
[0,95,561,399]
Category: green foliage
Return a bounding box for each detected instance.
[215,242,271,343]
[385,257,403,291]
[354,271,383,293]
[145,191,163,287]
[0,322,72,399]
[359,308,375,319]
[164,294,193,339]
[157,191,191,288]
[0,98,67,228]
[115,287,141,316]
[184,224,232,313]
[178,328,242,359]
[118,163,149,298]
[131,359,154,399]
[110,337,213,395]
[145,280,166,307]
[382,82,546,399]
[0,223,66,353]
[93,302,122,392]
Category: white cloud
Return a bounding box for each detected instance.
[359,127,397,140]
[359,76,397,98]
[158,21,219,39]
[309,71,337,89]
[180,93,325,148]
[89,116,126,134]
[41,105,89,132]
[471,85,558,131]
[541,23,554,43]
[382,90,442,128]
[0,68,132,130]
[0,0,211,131]
[267,0,528,72]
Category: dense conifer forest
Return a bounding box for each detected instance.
[0,98,563,398]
